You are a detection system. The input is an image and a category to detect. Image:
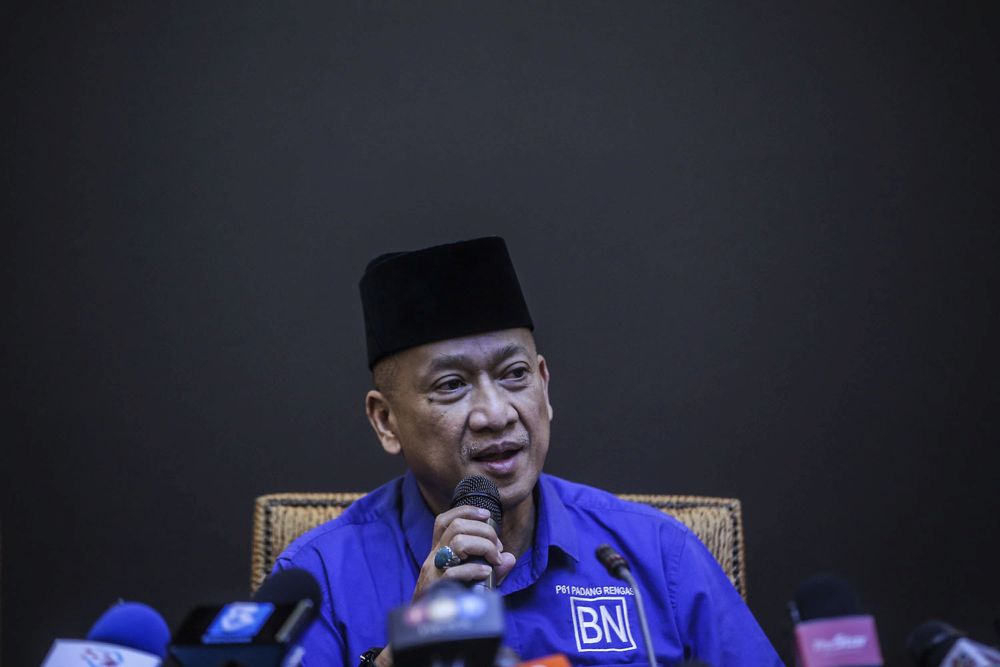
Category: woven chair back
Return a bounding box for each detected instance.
[252,492,747,599]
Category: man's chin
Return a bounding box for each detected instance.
[496,472,542,511]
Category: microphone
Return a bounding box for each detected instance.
[252,567,321,605]
[388,579,505,667]
[595,544,628,579]
[906,620,1000,667]
[169,568,320,667]
[450,475,503,589]
[40,601,169,667]
[788,573,883,667]
[511,655,571,667]
[595,544,657,667]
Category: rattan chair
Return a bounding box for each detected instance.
[251,492,747,599]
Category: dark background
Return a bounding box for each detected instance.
[4,2,998,665]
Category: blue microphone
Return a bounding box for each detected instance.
[87,601,171,658]
[41,601,169,666]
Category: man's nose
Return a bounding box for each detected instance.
[468,380,518,431]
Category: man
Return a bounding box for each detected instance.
[275,237,783,666]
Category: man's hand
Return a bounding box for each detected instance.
[413,505,517,600]
[373,506,516,667]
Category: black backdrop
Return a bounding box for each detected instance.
[4,3,999,666]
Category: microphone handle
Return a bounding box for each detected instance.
[464,517,499,589]
[618,567,657,667]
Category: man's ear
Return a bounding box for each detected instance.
[537,354,553,421]
[365,390,401,455]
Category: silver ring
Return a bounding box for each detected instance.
[434,545,462,570]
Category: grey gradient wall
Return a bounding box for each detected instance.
[4,3,999,666]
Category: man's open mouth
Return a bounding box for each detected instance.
[471,444,524,463]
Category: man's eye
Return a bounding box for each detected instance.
[505,366,529,380]
[436,378,466,392]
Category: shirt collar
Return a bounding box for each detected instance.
[535,473,579,563]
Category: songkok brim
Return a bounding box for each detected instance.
[359,237,534,369]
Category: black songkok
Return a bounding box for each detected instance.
[359,237,534,369]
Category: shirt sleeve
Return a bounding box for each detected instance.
[274,552,350,667]
[668,526,785,667]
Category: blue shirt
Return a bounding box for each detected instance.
[275,472,783,666]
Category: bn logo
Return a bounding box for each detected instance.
[569,596,636,653]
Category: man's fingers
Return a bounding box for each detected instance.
[495,552,517,583]
[431,505,492,543]
[416,504,506,599]
[441,518,501,550]
[449,534,503,566]
[439,561,493,583]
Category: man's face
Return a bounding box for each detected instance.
[367,328,552,514]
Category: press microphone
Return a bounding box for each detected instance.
[388,579,505,667]
[596,544,657,667]
[511,654,571,667]
[906,620,1000,667]
[450,475,503,589]
[169,568,320,667]
[788,573,883,667]
[40,601,169,666]
[252,568,322,606]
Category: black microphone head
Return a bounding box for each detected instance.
[595,544,629,579]
[793,573,863,621]
[253,567,322,607]
[450,475,503,528]
[905,620,964,667]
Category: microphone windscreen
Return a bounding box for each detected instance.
[595,544,628,577]
[513,654,571,667]
[906,621,964,667]
[254,567,322,607]
[450,475,503,527]
[86,601,170,659]
[794,573,863,620]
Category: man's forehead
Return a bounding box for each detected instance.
[402,328,537,370]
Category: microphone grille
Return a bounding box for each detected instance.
[905,620,964,667]
[450,475,503,526]
[793,573,862,620]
